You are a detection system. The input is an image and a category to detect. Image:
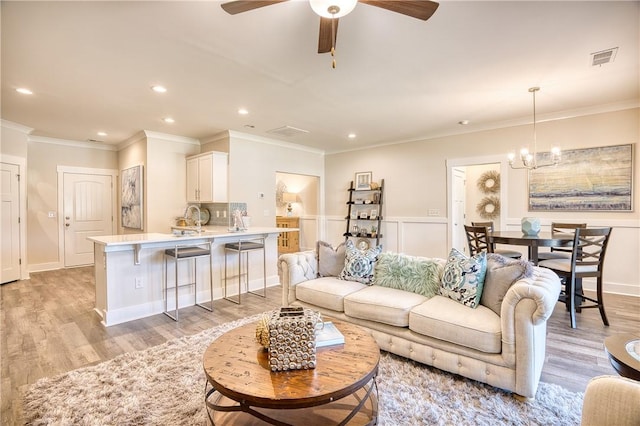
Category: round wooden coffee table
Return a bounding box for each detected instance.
[203,319,380,425]
[604,333,640,381]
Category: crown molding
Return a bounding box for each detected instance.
[1,119,34,134]
[228,130,325,155]
[28,135,117,151]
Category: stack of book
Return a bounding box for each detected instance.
[315,322,345,348]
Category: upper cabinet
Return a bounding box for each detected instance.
[186,151,228,203]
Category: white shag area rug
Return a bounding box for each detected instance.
[24,314,583,425]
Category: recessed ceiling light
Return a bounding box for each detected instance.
[458,120,470,125]
[151,85,167,93]
[348,133,357,139]
[97,131,108,137]
[163,117,175,123]
[238,108,249,115]
[16,88,33,95]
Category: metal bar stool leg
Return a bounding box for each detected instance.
[248,237,266,298]
[195,242,214,312]
[223,243,241,304]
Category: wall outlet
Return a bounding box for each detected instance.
[47,211,56,218]
[135,277,143,289]
[428,209,440,216]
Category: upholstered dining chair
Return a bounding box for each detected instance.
[470,221,522,259]
[537,222,587,261]
[538,227,612,329]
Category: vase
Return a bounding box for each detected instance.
[521,217,541,236]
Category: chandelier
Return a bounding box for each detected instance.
[508,87,561,170]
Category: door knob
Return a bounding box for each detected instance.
[65,223,70,227]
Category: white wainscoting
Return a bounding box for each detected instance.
[323,216,639,298]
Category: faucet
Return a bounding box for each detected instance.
[184,204,202,232]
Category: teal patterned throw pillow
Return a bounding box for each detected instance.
[440,248,487,308]
[339,239,382,285]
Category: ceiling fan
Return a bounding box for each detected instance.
[220,0,439,67]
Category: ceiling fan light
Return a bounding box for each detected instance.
[310,0,357,18]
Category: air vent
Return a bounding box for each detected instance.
[591,47,618,66]
[267,126,310,137]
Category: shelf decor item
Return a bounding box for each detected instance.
[521,217,541,236]
[355,171,372,190]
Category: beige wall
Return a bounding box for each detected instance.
[27,139,118,267]
[227,132,325,228]
[0,121,30,158]
[325,108,640,296]
[3,108,638,295]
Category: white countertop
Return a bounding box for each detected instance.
[88,226,293,247]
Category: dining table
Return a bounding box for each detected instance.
[488,231,579,311]
[487,231,574,266]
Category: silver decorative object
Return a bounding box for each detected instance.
[266,307,321,372]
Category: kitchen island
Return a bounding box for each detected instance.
[88,227,292,326]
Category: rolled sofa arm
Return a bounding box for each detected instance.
[278,251,318,306]
[502,266,561,327]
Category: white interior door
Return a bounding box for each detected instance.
[1,162,21,283]
[452,167,467,253]
[63,173,114,267]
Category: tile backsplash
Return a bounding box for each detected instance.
[202,202,247,227]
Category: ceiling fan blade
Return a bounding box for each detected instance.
[220,0,289,15]
[358,0,439,21]
[318,17,339,54]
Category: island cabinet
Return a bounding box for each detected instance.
[88,227,287,327]
[186,151,228,203]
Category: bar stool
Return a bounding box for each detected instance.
[223,238,266,304]
[163,242,213,321]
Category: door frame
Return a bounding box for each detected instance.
[57,166,118,268]
[446,155,510,253]
[0,154,29,281]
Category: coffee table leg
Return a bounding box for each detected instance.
[337,375,378,426]
[205,380,294,426]
[205,377,378,426]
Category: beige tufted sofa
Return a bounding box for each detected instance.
[278,250,561,399]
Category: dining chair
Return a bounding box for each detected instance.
[470,221,522,259]
[537,222,587,261]
[538,227,612,329]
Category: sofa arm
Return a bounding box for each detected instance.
[501,266,561,327]
[500,266,561,397]
[278,251,318,306]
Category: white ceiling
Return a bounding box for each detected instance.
[2,1,638,153]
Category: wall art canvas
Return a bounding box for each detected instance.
[121,165,143,229]
[529,144,633,211]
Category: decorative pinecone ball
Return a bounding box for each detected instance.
[255,314,270,349]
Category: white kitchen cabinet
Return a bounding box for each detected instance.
[186,151,228,203]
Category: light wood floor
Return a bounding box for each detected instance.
[2,266,639,424]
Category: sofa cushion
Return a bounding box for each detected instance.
[296,277,367,312]
[317,241,346,277]
[440,248,487,308]
[481,253,533,315]
[410,295,502,353]
[344,286,429,327]
[374,252,444,297]
[339,239,382,285]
